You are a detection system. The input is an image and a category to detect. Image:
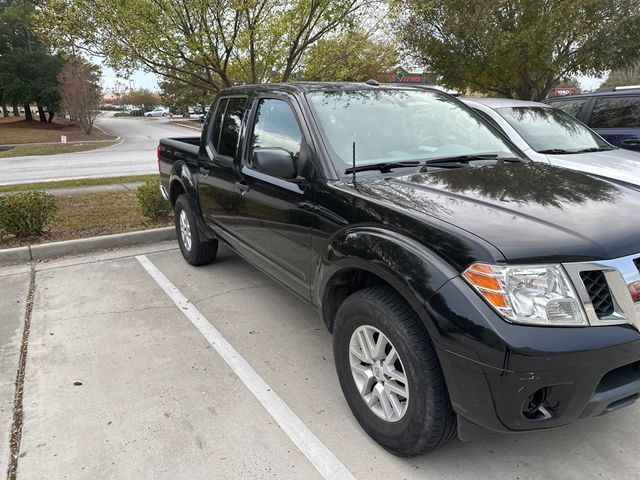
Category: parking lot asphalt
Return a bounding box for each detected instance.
[1,242,639,479]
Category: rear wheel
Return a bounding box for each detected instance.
[174,194,217,266]
[333,285,456,456]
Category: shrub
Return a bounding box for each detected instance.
[136,179,171,219]
[0,191,58,237]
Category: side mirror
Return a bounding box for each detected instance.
[252,148,296,179]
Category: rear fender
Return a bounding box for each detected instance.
[169,162,215,240]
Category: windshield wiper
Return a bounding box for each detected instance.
[537,148,572,154]
[539,146,617,154]
[345,160,421,174]
[420,154,524,169]
[571,146,617,153]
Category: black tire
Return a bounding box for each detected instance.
[174,194,218,266]
[333,285,456,456]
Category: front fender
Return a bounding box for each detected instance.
[314,226,459,335]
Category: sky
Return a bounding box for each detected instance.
[99,63,606,93]
[101,65,159,92]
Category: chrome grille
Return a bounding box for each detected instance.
[580,270,615,318]
[563,252,640,330]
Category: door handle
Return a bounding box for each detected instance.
[199,165,211,178]
[621,137,640,145]
[235,181,250,195]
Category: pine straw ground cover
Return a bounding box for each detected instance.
[0,116,115,144]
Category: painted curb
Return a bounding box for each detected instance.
[0,227,176,267]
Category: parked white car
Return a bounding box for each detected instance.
[146,108,168,117]
[462,97,640,187]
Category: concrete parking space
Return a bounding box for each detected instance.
[1,242,639,479]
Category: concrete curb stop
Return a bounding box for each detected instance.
[0,227,176,267]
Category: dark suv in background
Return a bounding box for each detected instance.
[544,86,640,151]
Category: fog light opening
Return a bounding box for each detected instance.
[522,388,553,421]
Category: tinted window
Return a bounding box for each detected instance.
[251,99,302,161]
[218,98,247,157]
[589,96,640,128]
[210,99,226,150]
[308,90,515,168]
[497,106,609,152]
[549,99,588,118]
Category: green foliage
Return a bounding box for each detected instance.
[392,0,640,100]
[136,180,171,219]
[159,78,209,112]
[301,29,398,81]
[0,0,63,115]
[36,0,383,98]
[0,191,58,237]
[602,64,640,88]
[124,88,159,107]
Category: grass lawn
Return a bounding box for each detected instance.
[0,116,115,145]
[0,141,118,158]
[0,174,158,193]
[0,190,173,249]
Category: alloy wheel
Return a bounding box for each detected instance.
[349,325,409,422]
[179,209,192,252]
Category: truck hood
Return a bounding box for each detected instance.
[356,162,640,264]
[546,148,640,187]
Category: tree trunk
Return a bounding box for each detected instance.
[37,104,47,122]
[47,111,55,123]
[1,105,8,118]
[24,104,33,121]
[13,105,20,117]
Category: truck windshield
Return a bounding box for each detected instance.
[497,106,612,153]
[307,89,516,170]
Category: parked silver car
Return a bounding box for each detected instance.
[462,97,640,186]
[146,108,168,117]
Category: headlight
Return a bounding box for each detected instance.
[463,263,587,326]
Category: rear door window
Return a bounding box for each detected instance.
[588,96,640,128]
[209,99,226,151]
[549,99,588,118]
[218,98,248,158]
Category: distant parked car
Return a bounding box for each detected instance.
[544,86,640,152]
[147,108,168,117]
[462,97,640,187]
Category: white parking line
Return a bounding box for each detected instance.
[136,255,355,480]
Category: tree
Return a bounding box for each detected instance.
[301,29,398,81]
[36,0,381,98]
[159,78,210,113]
[602,63,640,88]
[392,0,640,100]
[58,60,102,133]
[0,0,63,121]
[124,88,159,108]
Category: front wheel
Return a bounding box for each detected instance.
[174,194,218,266]
[333,286,456,456]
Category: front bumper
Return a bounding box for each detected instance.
[425,277,640,437]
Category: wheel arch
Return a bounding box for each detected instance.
[315,227,459,335]
[168,161,196,207]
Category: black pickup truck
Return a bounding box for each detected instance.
[158,82,640,456]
